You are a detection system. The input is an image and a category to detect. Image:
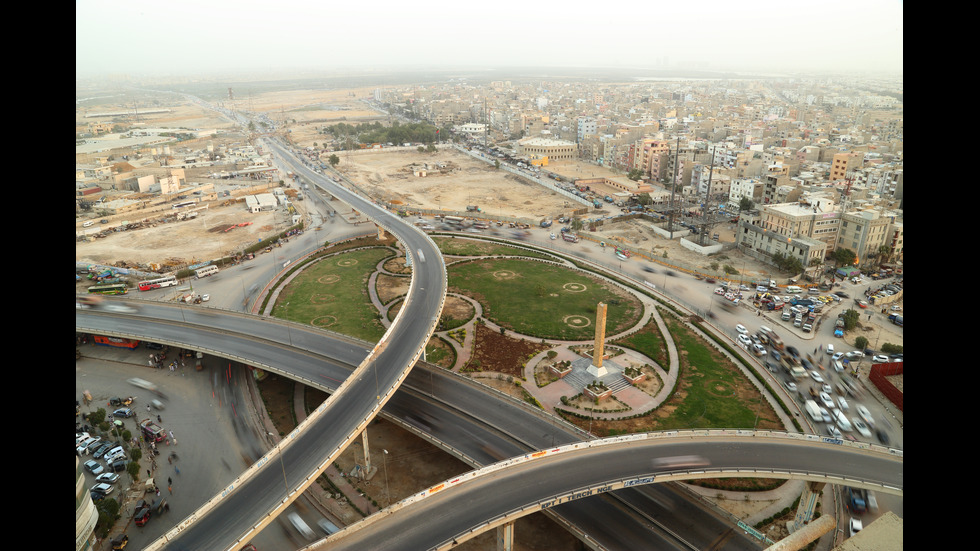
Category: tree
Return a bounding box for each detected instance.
[328,154,340,167]
[830,248,857,268]
[738,196,754,212]
[426,143,437,153]
[627,168,644,181]
[854,336,869,351]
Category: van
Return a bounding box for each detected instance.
[782,310,792,321]
[808,288,821,295]
[786,285,802,294]
[317,518,340,536]
[288,512,315,540]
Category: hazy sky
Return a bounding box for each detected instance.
[76,0,903,78]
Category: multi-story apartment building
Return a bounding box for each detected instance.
[838,209,894,267]
[728,178,765,211]
[830,151,863,181]
[577,117,597,143]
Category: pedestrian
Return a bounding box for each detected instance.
[168,477,172,485]
[175,465,180,475]
[157,415,162,423]
[147,405,151,412]
[147,469,151,477]
[168,485,172,494]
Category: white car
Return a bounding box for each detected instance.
[837,397,849,412]
[735,324,748,335]
[826,424,842,439]
[820,392,836,409]
[826,344,834,355]
[751,343,767,357]
[872,354,890,363]
[737,334,752,346]
[849,518,863,537]
[809,371,824,383]
[852,418,872,438]
[856,405,875,427]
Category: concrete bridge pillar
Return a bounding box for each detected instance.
[788,481,825,533]
[496,521,514,551]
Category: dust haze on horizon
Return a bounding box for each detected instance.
[76,0,903,80]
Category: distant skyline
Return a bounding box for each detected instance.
[76,0,903,80]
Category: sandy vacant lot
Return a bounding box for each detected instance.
[337,148,573,220]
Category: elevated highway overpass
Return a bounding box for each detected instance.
[75,128,900,551]
[312,431,902,550]
[120,136,449,551]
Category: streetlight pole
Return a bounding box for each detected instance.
[382,449,390,508]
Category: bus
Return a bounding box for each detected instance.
[194,265,219,278]
[172,201,196,210]
[93,335,141,349]
[138,275,178,291]
[88,284,128,295]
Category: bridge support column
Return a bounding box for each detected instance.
[377,225,386,240]
[361,429,378,480]
[496,521,514,551]
[787,481,825,533]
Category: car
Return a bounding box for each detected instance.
[849,518,863,537]
[852,418,872,438]
[832,352,845,362]
[819,407,833,424]
[802,323,813,333]
[856,405,875,426]
[92,442,113,459]
[826,344,834,355]
[875,429,890,445]
[809,371,824,383]
[737,334,752,346]
[113,408,135,418]
[93,482,115,495]
[800,358,813,370]
[783,381,797,393]
[834,291,849,298]
[770,350,782,363]
[735,324,748,335]
[84,460,104,476]
[786,346,800,360]
[751,343,767,357]
[822,384,832,394]
[872,354,890,363]
[855,300,868,308]
[96,472,120,484]
[820,392,836,409]
[837,397,850,412]
[104,447,126,464]
[90,489,107,502]
[826,424,842,439]
[845,350,864,360]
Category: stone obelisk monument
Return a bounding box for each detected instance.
[586,302,608,378]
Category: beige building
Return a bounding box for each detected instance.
[830,152,863,181]
[516,137,576,162]
[838,209,894,266]
[758,201,841,252]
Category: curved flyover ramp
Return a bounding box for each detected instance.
[309,431,903,551]
[139,141,447,551]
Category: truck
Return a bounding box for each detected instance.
[139,419,166,443]
[592,199,602,208]
[561,233,579,243]
[834,317,845,338]
[466,205,481,212]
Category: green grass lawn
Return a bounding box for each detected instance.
[271,247,395,343]
[433,236,554,260]
[447,258,642,340]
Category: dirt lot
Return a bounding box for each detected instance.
[336,148,573,219]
